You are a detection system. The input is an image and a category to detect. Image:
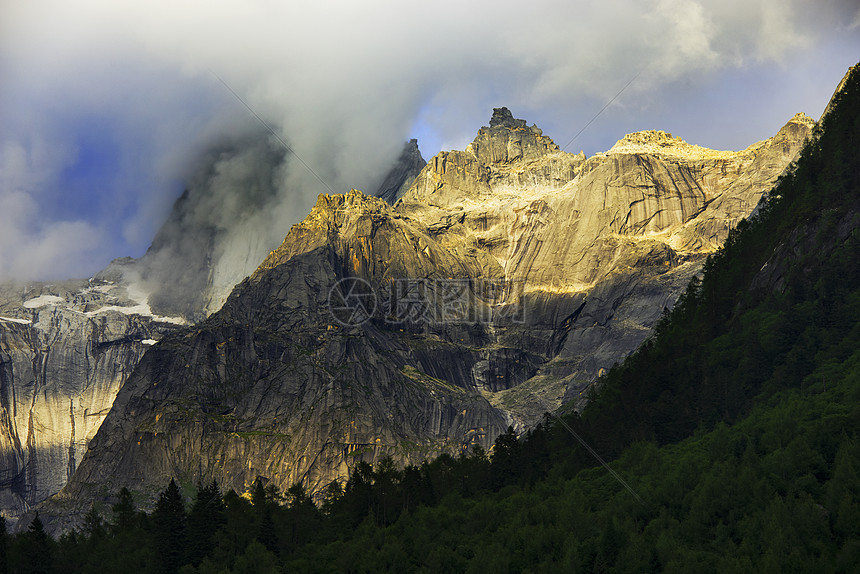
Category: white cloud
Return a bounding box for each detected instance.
[13,222,103,280]
[1,0,858,281]
[0,189,104,280]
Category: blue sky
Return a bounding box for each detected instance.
[1,0,859,280]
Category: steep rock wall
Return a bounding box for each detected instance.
[0,281,183,521]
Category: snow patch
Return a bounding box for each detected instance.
[22,295,65,308]
[87,304,187,325]
[86,283,188,325]
[141,339,158,346]
[0,316,31,325]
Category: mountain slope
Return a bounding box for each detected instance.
[279,61,860,572]
[575,63,860,457]
[33,105,815,529]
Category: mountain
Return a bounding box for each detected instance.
[5,63,857,572]
[0,137,428,525]
[0,132,299,528]
[397,107,814,414]
[28,104,814,530]
[252,61,859,572]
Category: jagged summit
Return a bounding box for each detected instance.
[399,107,579,209]
[615,130,683,146]
[375,139,426,204]
[466,107,560,165]
[488,106,526,129]
[789,111,814,124]
[604,129,736,160]
[606,113,815,161]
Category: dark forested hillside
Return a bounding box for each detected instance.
[4,65,859,573]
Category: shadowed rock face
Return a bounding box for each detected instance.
[139,134,290,321]
[43,246,511,531]
[34,106,814,532]
[375,139,426,205]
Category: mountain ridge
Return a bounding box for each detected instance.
[20,102,817,531]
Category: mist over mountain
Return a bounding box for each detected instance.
[375,140,426,205]
[2,2,858,283]
[139,132,289,320]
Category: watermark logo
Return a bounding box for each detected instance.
[327,277,525,326]
[328,277,377,326]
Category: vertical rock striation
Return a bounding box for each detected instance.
[0,280,184,522]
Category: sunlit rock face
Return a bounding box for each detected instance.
[397,108,814,413]
[41,107,812,530]
[0,279,184,522]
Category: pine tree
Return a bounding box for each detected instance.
[0,516,8,574]
[152,478,186,574]
[251,479,267,511]
[83,504,105,540]
[258,506,278,557]
[186,480,225,566]
[111,487,137,533]
[372,457,401,526]
[321,480,344,516]
[490,426,521,488]
[23,512,53,574]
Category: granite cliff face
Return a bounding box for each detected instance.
[397,107,814,413]
[45,240,512,530]
[37,106,813,528]
[0,278,184,521]
[0,134,283,523]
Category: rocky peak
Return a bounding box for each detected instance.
[772,113,815,144]
[788,111,814,125]
[254,190,394,275]
[616,130,683,146]
[375,139,427,205]
[489,107,526,129]
[466,107,559,165]
[607,129,738,161]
